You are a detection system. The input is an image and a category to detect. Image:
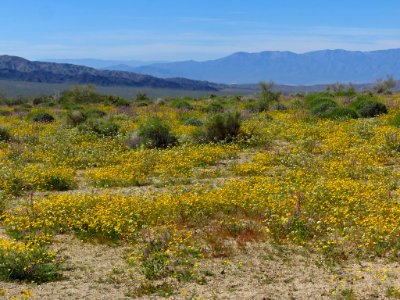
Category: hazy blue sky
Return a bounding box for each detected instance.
[1,0,399,61]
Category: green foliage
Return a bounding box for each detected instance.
[81,119,119,137]
[40,174,76,191]
[304,95,335,109]
[389,111,400,127]
[105,95,130,107]
[0,126,11,141]
[183,117,203,126]
[59,85,102,104]
[135,91,150,101]
[272,103,287,111]
[0,190,6,215]
[127,281,175,298]
[385,133,400,152]
[310,99,338,116]
[374,75,396,94]
[170,98,193,110]
[335,87,357,97]
[202,101,224,113]
[204,111,241,142]
[137,117,178,149]
[65,110,87,127]
[258,81,281,111]
[0,109,12,116]
[28,111,55,123]
[0,242,61,283]
[349,96,388,118]
[85,108,107,118]
[320,107,358,120]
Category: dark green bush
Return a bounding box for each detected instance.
[85,109,107,119]
[0,243,61,283]
[81,119,119,137]
[183,117,203,126]
[349,96,388,118]
[0,126,11,141]
[134,92,153,106]
[305,95,336,109]
[320,107,359,120]
[0,110,12,116]
[137,117,178,149]
[204,111,241,142]
[310,99,338,116]
[170,99,193,110]
[202,101,224,113]
[28,111,55,123]
[59,85,102,104]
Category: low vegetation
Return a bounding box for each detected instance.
[0,85,399,298]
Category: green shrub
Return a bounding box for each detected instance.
[320,107,358,120]
[0,109,12,116]
[258,81,281,112]
[203,101,224,113]
[0,241,61,283]
[243,101,258,112]
[389,111,400,127]
[385,132,400,152]
[85,109,107,118]
[28,111,55,123]
[105,95,130,107]
[81,119,119,137]
[349,96,388,118]
[272,103,287,111]
[204,111,241,142]
[170,99,193,110]
[137,117,178,149]
[59,85,102,104]
[40,174,76,191]
[183,117,203,126]
[0,126,11,141]
[65,110,87,127]
[305,96,336,109]
[310,99,338,116]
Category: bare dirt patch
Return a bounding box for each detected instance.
[1,237,398,299]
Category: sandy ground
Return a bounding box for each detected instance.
[1,234,399,300]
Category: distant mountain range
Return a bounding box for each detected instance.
[0,55,221,91]
[104,49,400,85]
[44,59,163,69]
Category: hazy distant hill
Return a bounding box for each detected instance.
[0,55,220,90]
[43,59,162,69]
[126,49,400,84]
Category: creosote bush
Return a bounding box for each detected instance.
[183,117,203,126]
[258,81,281,112]
[349,96,388,118]
[320,107,358,120]
[0,126,11,141]
[80,119,119,137]
[65,110,87,127]
[136,116,178,149]
[204,111,241,142]
[28,111,55,123]
[310,99,338,116]
[170,99,193,110]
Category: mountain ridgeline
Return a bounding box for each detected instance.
[126,49,400,85]
[0,55,221,91]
